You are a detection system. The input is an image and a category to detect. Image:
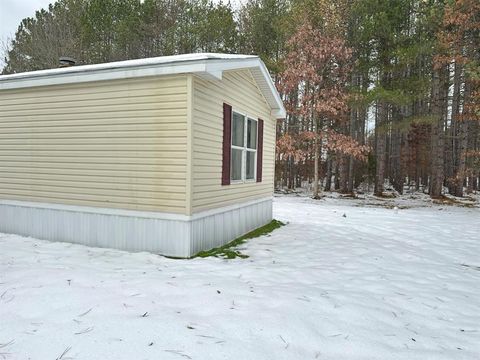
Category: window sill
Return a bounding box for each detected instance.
[229,179,256,185]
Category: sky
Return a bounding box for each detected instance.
[0,0,244,69]
[0,0,245,44]
[0,0,53,43]
[0,0,54,67]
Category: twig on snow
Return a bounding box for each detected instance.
[164,350,192,359]
[279,335,289,349]
[56,346,72,360]
[460,263,480,271]
[77,308,93,317]
[74,327,93,335]
[0,340,14,349]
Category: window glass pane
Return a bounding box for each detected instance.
[232,112,245,147]
[247,118,257,149]
[246,151,255,180]
[231,148,243,181]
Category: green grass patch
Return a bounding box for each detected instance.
[194,219,285,259]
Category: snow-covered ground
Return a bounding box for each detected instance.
[1,195,479,360]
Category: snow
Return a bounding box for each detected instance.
[1,195,479,359]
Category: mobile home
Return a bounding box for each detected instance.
[0,53,286,257]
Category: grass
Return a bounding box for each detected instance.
[194,219,285,259]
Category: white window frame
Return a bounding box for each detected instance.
[231,110,258,184]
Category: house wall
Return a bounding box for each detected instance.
[0,75,188,214]
[191,69,276,214]
[0,68,278,256]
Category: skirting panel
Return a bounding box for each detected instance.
[0,198,272,258]
[189,198,273,255]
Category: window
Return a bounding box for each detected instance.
[231,111,257,182]
[222,103,263,186]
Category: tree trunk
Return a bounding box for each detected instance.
[324,152,332,191]
[312,120,320,198]
[374,99,388,196]
[334,160,340,190]
[452,78,472,197]
[339,154,348,193]
[453,121,468,197]
[466,173,474,194]
[347,106,357,193]
[448,62,462,195]
[390,106,404,194]
[429,66,446,198]
[347,156,355,193]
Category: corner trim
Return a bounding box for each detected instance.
[185,74,194,216]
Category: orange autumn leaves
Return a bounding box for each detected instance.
[276,22,370,162]
[276,130,370,163]
[279,23,352,118]
[436,0,480,121]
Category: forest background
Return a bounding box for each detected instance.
[2,0,479,198]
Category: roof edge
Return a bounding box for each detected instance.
[0,53,257,82]
[0,53,286,117]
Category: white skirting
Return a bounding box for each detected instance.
[0,198,272,257]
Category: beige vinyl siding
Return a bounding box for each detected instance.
[191,69,276,213]
[0,75,188,213]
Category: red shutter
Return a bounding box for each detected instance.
[222,103,232,185]
[257,119,264,182]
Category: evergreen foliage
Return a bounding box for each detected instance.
[1,0,479,197]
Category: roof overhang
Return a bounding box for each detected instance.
[0,53,286,118]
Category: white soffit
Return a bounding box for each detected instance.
[0,53,286,118]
